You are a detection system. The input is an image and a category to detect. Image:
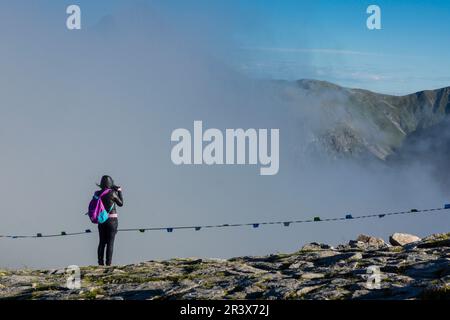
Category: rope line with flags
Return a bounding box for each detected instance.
[1,205,449,239]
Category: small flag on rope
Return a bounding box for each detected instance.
[61,232,67,236]
[410,209,418,213]
[139,229,145,233]
[253,224,259,228]
[314,217,321,222]
[378,214,386,218]
[37,233,42,238]
[444,204,450,209]
[345,214,353,219]
[195,227,201,231]
[167,228,173,233]
[283,222,290,227]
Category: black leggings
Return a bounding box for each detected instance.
[97,218,118,266]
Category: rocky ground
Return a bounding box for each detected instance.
[0,233,449,300]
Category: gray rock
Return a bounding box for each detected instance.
[301,272,325,280]
[416,233,450,248]
[404,258,450,278]
[356,234,389,248]
[314,252,362,266]
[296,285,322,296]
[389,233,421,246]
[300,242,332,251]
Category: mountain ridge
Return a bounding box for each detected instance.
[296,78,450,97]
[277,79,450,160]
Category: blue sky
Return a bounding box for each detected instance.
[229,0,450,94]
[26,0,450,93]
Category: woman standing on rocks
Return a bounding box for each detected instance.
[95,175,124,266]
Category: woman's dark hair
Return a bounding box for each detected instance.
[97,175,114,190]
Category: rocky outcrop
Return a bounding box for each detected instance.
[356,234,389,248]
[389,233,421,246]
[0,233,448,300]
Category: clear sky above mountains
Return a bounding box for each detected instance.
[53,0,450,94]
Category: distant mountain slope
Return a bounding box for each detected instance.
[387,117,450,188]
[277,79,450,160]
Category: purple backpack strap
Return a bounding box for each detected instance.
[96,189,111,199]
[100,189,111,197]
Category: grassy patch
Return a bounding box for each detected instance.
[388,247,404,253]
[0,269,11,277]
[183,264,204,273]
[32,282,64,291]
[83,271,206,286]
[80,287,105,300]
